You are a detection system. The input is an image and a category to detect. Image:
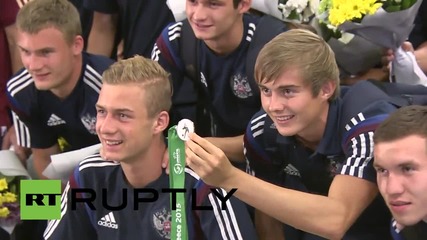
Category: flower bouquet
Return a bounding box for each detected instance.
[251,0,319,23]
[312,17,384,79]
[0,176,20,228]
[0,150,30,235]
[318,0,427,85]
[277,0,320,23]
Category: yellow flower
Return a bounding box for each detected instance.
[3,192,17,203]
[328,0,383,27]
[57,137,70,152]
[0,207,10,218]
[0,178,8,191]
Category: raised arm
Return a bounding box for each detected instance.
[186,133,378,239]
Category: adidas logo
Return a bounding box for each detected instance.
[47,114,66,126]
[97,212,118,229]
[283,164,301,177]
[200,72,207,87]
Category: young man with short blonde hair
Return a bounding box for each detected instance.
[44,56,257,240]
[186,29,394,239]
[7,0,114,180]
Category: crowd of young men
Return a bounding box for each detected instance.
[1,0,427,239]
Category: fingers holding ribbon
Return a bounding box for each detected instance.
[186,131,234,188]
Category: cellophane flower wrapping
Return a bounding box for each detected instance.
[318,0,427,85]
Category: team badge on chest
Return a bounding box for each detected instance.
[152,208,172,239]
[231,74,253,99]
[81,114,97,134]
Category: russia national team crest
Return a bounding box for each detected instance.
[152,208,172,239]
[328,156,343,177]
[231,74,253,99]
[81,114,97,135]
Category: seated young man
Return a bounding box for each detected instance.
[43,56,257,240]
[185,29,395,239]
[152,0,286,164]
[374,105,427,240]
[6,0,114,179]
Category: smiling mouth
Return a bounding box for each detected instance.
[105,140,123,146]
[194,22,212,29]
[276,116,294,121]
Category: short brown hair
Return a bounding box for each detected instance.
[102,56,172,117]
[374,105,427,146]
[254,29,340,100]
[16,0,82,44]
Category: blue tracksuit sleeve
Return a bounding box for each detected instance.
[197,186,258,240]
[43,174,97,239]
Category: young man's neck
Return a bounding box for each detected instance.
[204,16,244,55]
[296,104,330,151]
[51,54,83,100]
[121,136,166,188]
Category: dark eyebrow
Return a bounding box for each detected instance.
[114,108,133,113]
[373,160,418,169]
[36,47,55,53]
[258,84,301,89]
[95,104,133,113]
[277,85,300,90]
[18,46,55,54]
[397,160,418,168]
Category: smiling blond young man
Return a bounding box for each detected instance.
[185,29,399,239]
[374,105,427,240]
[44,56,257,240]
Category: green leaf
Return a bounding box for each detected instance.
[401,0,412,9]
[289,10,300,20]
[319,22,341,41]
[385,5,401,12]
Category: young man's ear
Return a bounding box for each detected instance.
[238,0,252,13]
[72,35,84,55]
[320,80,337,100]
[153,111,170,134]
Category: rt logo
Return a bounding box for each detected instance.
[20,180,62,220]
